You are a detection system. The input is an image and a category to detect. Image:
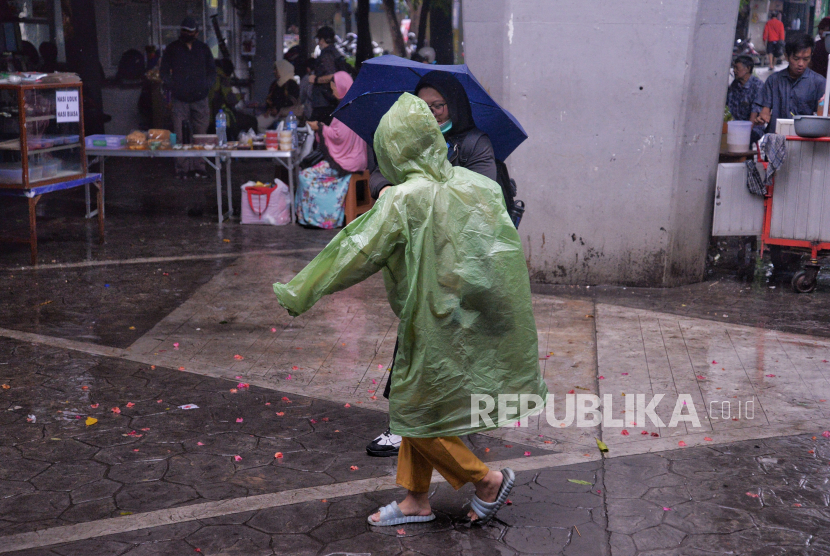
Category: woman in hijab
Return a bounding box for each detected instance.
[274,93,546,526]
[256,59,301,131]
[295,71,368,228]
[365,70,499,458]
[368,70,497,200]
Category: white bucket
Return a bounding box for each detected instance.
[726,120,753,152]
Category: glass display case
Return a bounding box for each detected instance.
[0,81,86,189]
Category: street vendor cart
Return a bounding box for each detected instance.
[712,131,830,292]
[0,78,103,265]
[760,136,830,292]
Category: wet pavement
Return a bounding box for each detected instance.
[1,158,830,554]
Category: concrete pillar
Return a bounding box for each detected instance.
[463,0,738,286]
[252,0,276,102]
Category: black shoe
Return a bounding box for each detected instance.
[366,428,401,457]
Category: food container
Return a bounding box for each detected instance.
[41,159,60,177]
[193,134,217,145]
[279,140,293,151]
[792,115,830,138]
[149,140,162,150]
[0,163,23,184]
[0,163,44,183]
[86,135,126,149]
[726,121,753,151]
[278,130,293,141]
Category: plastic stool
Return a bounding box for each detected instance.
[344,170,374,225]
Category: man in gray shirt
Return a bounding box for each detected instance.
[752,32,827,134]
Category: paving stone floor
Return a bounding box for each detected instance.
[2,158,830,554]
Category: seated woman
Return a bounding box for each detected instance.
[295,71,367,228]
[256,59,301,131]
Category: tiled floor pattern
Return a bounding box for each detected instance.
[119,253,830,460]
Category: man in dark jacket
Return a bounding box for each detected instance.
[160,17,216,179]
[308,26,341,125]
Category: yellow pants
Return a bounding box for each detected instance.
[396,436,490,493]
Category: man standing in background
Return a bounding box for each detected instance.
[764,11,786,71]
[160,17,216,180]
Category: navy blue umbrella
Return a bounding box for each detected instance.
[332,55,527,161]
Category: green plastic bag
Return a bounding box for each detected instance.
[274,93,547,437]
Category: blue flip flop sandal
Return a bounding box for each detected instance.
[367,501,436,527]
[470,467,515,526]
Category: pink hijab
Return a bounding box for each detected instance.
[322,71,367,172]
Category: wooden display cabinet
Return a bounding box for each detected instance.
[0,81,86,189]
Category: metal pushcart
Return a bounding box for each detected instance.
[760,135,830,293]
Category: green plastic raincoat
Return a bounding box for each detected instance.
[273,93,548,437]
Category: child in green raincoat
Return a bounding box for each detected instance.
[274,93,548,526]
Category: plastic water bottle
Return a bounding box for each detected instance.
[216,109,227,147]
[286,111,298,149]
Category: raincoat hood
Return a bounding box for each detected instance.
[374,92,452,186]
[274,94,548,438]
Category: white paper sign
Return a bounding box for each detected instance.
[55,89,79,123]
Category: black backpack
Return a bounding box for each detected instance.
[459,130,525,228]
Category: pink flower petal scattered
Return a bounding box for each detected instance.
[178,366,185,371]
[524,451,532,456]
[598,376,605,379]
[281,397,291,403]
[292,366,299,370]
[696,375,706,380]
[229,388,238,393]
[173,342,179,349]
[90,403,99,409]
[157,400,163,403]
[236,418,243,423]
[746,492,759,498]
[286,375,292,380]
[822,431,830,438]
[197,442,205,446]
[568,389,575,394]
[350,465,359,471]
[126,402,135,408]
[712,360,717,364]
[310,419,317,424]
[378,364,383,369]
[621,430,629,436]
[765,374,776,377]
[396,528,406,535]
[237,383,250,389]
[372,379,377,384]
[271,328,277,332]
[651,432,659,437]
[678,441,687,447]
[234,455,242,462]
[344,403,351,408]
[505,499,513,505]
[275,452,284,459]
[621,372,628,376]
[704,437,713,441]
[640,431,648,435]
[663,507,671,511]
[111,407,121,414]
[276,412,285,416]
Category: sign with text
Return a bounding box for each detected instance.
[55,89,79,123]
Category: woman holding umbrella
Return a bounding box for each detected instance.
[368,70,498,199]
[365,70,500,458]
